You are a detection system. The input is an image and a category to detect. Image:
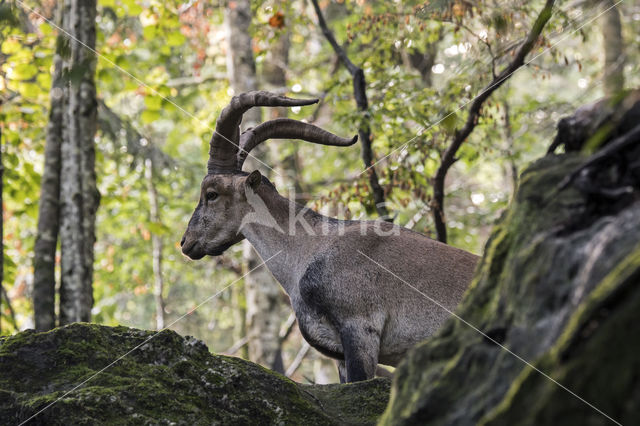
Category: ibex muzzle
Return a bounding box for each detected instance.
[182,91,479,383]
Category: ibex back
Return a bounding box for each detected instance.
[181,91,479,382]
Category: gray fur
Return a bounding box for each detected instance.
[182,172,479,383]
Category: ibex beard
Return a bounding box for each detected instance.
[182,91,479,383]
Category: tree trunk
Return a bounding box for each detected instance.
[33,45,63,331]
[255,28,293,374]
[0,127,3,333]
[225,0,285,372]
[59,0,98,325]
[601,0,625,96]
[145,158,165,330]
[225,0,256,361]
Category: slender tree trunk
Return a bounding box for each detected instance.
[0,127,3,334]
[225,0,257,361]
[225,0,286,372]
[33,21,64,332]
[503,101,518,193]
[256,27,293,374]
[601,0,625,96]
[59,0,98,325]
[145,158,165,330]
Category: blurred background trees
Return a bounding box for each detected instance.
[0,0,637,383]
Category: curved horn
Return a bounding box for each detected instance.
[208,91,319,174]
[237,118,358,169]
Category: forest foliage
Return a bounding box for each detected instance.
[0,0,638,382]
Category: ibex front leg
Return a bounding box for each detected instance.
[339,322,380,382]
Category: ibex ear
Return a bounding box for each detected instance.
[245,170,262,191]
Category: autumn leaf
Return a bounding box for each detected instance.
[268,11,285,29]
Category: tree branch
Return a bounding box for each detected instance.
[432,0,555,243]
[310,0,390,220]
[97,99,173,168]
[285,341,311,378]
[223,336,249,356]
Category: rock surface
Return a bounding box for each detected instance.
[380,95,640,425]
[0,324,390,425]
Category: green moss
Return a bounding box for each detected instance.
[0,324,389,425]
[381,148,640,425]
[480,247,640,425]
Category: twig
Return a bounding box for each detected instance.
[431,0,556,243]
[285,341,311,377]
[97,99,173,168]
[223,336,249,356]
[310,0,390,220]
[455,22,498,78]
[279,312,297,341]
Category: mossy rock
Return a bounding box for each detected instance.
[0,323,390,425]
[380,151,640,425]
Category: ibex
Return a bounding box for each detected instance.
[181,91,479,382]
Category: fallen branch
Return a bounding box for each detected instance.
[432,0,556,243]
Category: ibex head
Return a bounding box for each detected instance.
[181,91,357,259]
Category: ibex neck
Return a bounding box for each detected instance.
[240,186,334,295]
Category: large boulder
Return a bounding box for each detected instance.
[0,324,390,425]
[381,93,640,425]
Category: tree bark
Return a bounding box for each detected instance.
[254,27,294,374]
[225,0,256,362]
[431,0,555,243]
[33,21,64,332]
[145,158,165,330]
[225,0,260,127]
[0,127,3,333]
[59,0,98,325]
[224,0,288,372]
[600,0,625,96]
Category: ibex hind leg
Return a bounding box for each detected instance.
[339,322,380,382]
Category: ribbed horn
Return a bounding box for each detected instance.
[207,91,319,174]
[237,118,358,170]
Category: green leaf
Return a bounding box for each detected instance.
[1,39,21,54]
[143,26,158,40]
[11,63,38,80]
[441,111,458,133]
[166,31,186,47]
[144,95,162,110]
[141,109,161,124]
[147,221,169,235]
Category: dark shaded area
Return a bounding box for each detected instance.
[0,324,390,425]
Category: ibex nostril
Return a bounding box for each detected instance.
[180,236,186,246]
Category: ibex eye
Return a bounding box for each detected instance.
[206,191,218,201]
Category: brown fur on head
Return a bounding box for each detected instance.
[181,170,263,259]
